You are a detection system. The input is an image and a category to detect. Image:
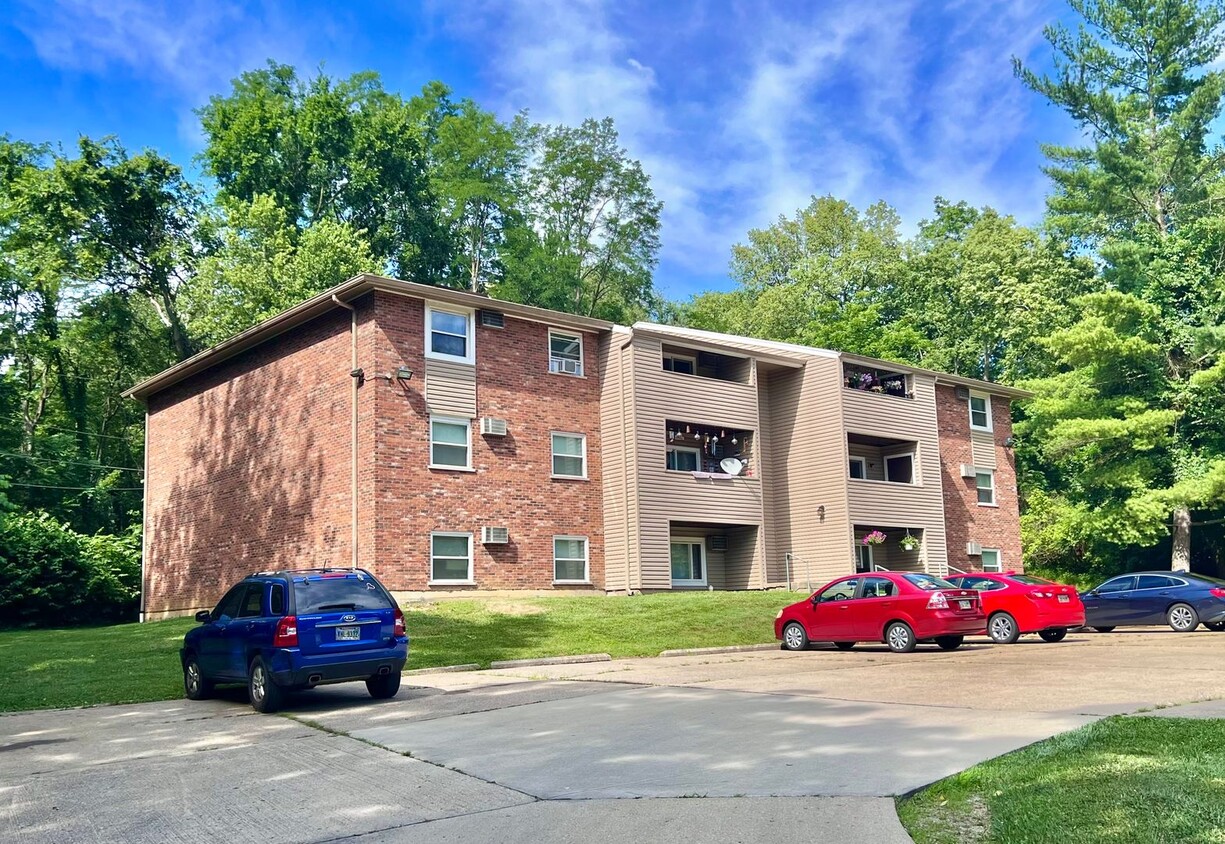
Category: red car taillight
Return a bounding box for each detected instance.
[1029,589,1055,599]
[273,615,298,647]
[927,592,949,610]
[1211,588,1225,599]
[393,607,406,638]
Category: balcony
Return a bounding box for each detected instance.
[847,433,917,485]
[665,421,755,477]
[662,344,751,384]
[843,363,912,399]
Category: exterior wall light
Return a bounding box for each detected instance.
[396,366,413,381]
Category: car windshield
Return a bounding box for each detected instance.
[903,573,958,591]
[293,574,393,614]
[1008,574,1054,586]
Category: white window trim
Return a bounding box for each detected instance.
[856,543,874,572]
[976,470,997,507]
[663,352,697,375]
[551,432,588,479]
[553,535,590,584]
[670,536,707,587]
[429,415,472,471]
[429,531,474,585]
[548,329,585,377]
[884,452,916,484]
[666,444,702,472]
[425,303,475,365]
[981,548,1002,572]
[848,456,867,480]
[969,392,993,432]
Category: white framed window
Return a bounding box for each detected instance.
[426,304,475,364]
[548,330,584,376]
[430,416,471,469]
[856,543,873,573]
[551,432,587,478]
[969,393,992,431]
[670,538,706,586]
[981,548,1002,572]
[976,470,996,506]
[553,536,589,583]
[430,532,473,583]
[663,353,696,375]
[666,445,701,472]
[849,456,867,480]
[884,453,915,484]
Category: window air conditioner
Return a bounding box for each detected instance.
[966,542,983,556]
[550,357,582,375]
[960,464,976,478]
[480,417,508,436]
[481,526,509,544]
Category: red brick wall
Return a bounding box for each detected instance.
[142,302,372,618]
[935,386,1024,573]
[368,292,605,590]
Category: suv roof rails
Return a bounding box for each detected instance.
[250,566,367,577]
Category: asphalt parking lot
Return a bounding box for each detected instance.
[4,628,1224,843]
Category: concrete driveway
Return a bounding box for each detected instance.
[4,628,1224,843]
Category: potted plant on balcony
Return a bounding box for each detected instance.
[899,533,920,552]
[862,530,886,546]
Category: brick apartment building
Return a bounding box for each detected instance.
[127,275,1028,619]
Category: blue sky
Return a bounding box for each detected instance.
[0,0,1079,301]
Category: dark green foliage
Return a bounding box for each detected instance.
[0,512,140,627]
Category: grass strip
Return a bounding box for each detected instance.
[0,591,795,711]
[897,716,1225,844]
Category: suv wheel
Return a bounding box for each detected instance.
[183,654,214,700]
[248,656,284,713]
[366,669,402,699]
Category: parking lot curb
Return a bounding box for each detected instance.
[660,643,779,657]
[404,663,481,675]
[490,654,612,669]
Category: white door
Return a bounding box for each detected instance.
[670,538,706,587]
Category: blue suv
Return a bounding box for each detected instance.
[181,568,409,712]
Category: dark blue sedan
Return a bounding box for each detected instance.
[1080,571,1225,632]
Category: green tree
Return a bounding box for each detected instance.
[498,117,663,322]
[1016,0,1225,572]
[198,63,447,282]
[182,195,374,346]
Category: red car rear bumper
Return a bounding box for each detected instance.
[911,613,985,639]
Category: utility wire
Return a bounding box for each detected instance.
[0,451,144,473]
[4,482,143,491]
[33,424,140,442]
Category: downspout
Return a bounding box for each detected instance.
[139,409,150,621]
[332,295,359,570]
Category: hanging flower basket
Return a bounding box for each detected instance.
[899,534,920,552]
[862,530,886,546]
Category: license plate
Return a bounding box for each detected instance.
[958,600,971,610]
[336,626,359,641]
[1058,594,1070,603]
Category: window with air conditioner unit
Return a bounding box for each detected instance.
[548,329,583,376]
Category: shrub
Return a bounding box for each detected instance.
[0,511,140,627]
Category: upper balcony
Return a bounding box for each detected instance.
[843,362,912,400]
[664,420,756,477]
[662,344,752,384]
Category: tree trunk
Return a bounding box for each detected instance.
[1171,506,1192,572]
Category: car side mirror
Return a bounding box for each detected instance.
[195,610,212,623]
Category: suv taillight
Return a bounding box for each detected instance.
[274,615,298,647]
[393,607,406,638]
[927,592,949,610]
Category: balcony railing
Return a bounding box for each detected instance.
[665,421,755,476]
[843,363,912,399]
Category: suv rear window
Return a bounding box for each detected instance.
[293,574,393,614]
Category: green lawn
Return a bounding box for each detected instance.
[0,591,796,712]
[898,716,1225,844]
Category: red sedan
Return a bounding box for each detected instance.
[774,572,985,653]
[944,572,1085,644]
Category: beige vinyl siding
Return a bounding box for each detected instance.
[761,357,852,589]
[424,358,477,417]
[723,525,760,589]
[843,373,949,574]
[970,430,997,468]
[631,335,764,589]
[598,333,632,593]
